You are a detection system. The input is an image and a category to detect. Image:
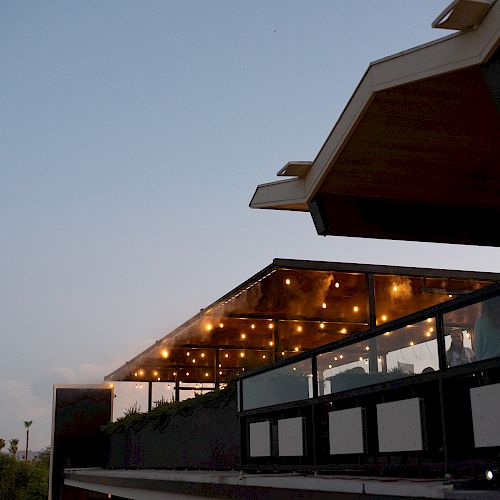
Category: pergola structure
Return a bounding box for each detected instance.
[250,0,500,247]
[105,258,499,402]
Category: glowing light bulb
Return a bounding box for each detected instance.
[430,327,434,332]
[448,294,453,298]
[320,322,325,329]
[297,326,302,332]
[334,356,338,361]
[167,385,171,389]
[139,370,144,376]
[153,371,158,376]
[240,352,245,358]
[426,331,432,337]
[322,302,327,309]
[268,323,274,329]
[251,324,255,329]
[294,346,299,352]
[205,372,209,377]
[262,355,266,359]
[219,371,222,375]
[225,353,229,358]
[269,341,273,346]
[381,315,387,322]
[353,306,359,312]
[359,357,363,361]
[187,352,190,357]
[173,372,177,376]
[335,282,340,289]
[109,384,114,388]
[427,318,432,323]
[410,341,414,346]
[219,323,224,328]
[161,349,169,358]
[192,359,195,363]
[365,346,369,351]
[340,328,347,334]
[206,324,213,331]
[201,352,205,358]
[393,285,398,292]
[241,333,246,339]
[157,377,160,381]
[134,372,138,377]
[292,367,297,371]
[285,278,291,285]
[281,351,285,356]
[339,354,343,359]
[186,372,190,376]
[328,364,332,369]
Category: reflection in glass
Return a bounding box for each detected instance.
[242,358,312,410]
[317,318,438,395]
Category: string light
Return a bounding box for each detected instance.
[340,328,347,334]
[134,372,138,377]
[285,278,291,285]
[281,351,285,356]
[297,326,302,332]
[359,357,363,361]
[334,356,338,361]
[268,323,274,329]
[335,282,340,288]
[153,371,158,376]
[186,372,190,376]
[187,352,190,357]
[161,350,169,359]
[339,354,343,359]
[219,371,222,375]
[205,372,209,377]
[157,377,160,381]
[139,370,144,376]
[173,372,177,376]
[381,315,388,322]
[262,355,266,359]
[328,364,332,369]
[192,359,196,363]
[427,318,432,323]
[294,346,299,352]
[365,346,370,351]
[322,302,327,309]
[240,352,245,358]
[206,324,213,331]
[219,323,224,329]
[201,353,205,358]
[320,322,325,329]
[269,341,273,346]
[410,341,414,346]
[225,353,229,358]
[353,306,359,312]
[251,324,255,329]
[241,333,246,339]
[393,285,399,292]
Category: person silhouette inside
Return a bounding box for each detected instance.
[446,329,476,367]
[473,296,500,361]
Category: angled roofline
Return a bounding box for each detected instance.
[104,258,500,380]
[250,0,500,211]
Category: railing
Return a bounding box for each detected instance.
[237,283,500,479]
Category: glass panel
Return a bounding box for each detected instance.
[443,295,500,366]
[242,358,313,410]
[374,275,493,327]
[317,318,438,395]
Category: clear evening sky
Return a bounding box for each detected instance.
[2,1,500,451]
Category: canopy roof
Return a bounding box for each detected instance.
[105,259,500,384]
[250,0,500,246]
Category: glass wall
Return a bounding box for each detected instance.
[242,358,312,410]
[317,318,438,395]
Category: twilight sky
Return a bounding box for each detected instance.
[2,0,500,452]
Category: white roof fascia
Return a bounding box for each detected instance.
[251,0,499,211]
[306,0,500,199]
[250,177,307,210]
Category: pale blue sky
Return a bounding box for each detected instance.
[2,1,500,451]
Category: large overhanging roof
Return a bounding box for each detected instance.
[105,258,500,384]
[250,0,500,246]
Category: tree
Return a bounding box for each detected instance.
[24,420,32,462]
[0,438,5,453]
[8,439,19,459]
